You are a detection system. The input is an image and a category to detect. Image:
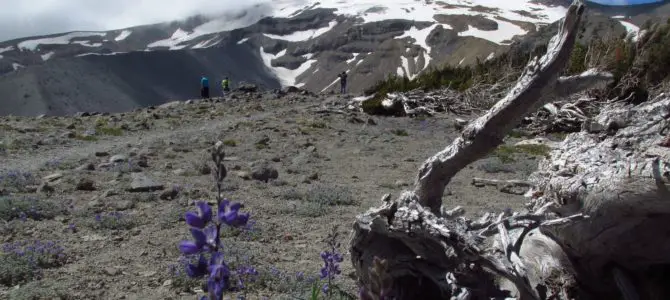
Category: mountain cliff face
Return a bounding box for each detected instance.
[0,0,666,116]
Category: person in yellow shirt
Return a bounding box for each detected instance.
[221,77,230,97]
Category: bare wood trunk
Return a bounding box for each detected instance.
[347,1,670,299]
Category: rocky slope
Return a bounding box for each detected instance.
[0,89,550,299]
[0,0,666,116]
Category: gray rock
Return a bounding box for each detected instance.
[114,200,135,211]
[76,178,96,191]
[128,173,164,192]
[237,171,251,180]
[159,186,180,200]
[109,154,128,164]
[251,161,279,182]
[76,163,96,171]
[43,172,63,182]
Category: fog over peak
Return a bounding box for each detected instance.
[0,0,276,42]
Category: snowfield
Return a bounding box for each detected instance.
[114,30,132,41]
[260,47,317,87]
[263,20,339,41]
[17,32,107,51]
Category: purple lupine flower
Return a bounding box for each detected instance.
[177,199,251,300]
[185,201,213,228]
[217,199,249,227]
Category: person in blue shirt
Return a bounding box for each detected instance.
[200,76,210,99]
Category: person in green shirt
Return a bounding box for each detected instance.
[221,77,230,97]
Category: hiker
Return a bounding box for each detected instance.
[221,77,230,97]
[338,71,347,94]
[200,75,210,99]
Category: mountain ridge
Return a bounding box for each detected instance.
[0,0,667,116]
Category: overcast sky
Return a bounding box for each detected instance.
[0,0,273,42]
[0,0,666,42]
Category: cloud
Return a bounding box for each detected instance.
[0,0,274,42]
[587,0,663,5]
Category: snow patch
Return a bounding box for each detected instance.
[12,63,23,70]
[114,30,132,41]
[269,0,566,38]
[459,58,465,65]
[457,18,527,44]
[237,37,250,44]
[0,46,13,59]
[486,52,495,61]
[41,52,55,61]
[346,53,360,64]
[353,95,373,102]
[17,32,106,51]
[259,47,316,87]
[71,41,102,47]
[0,46,14,54]
[192,37,219,49]
[400,56,417,79]
[263,20,338,41]
[619,20,640,41]
[320,77,341,93]
[75,52,127,57]
[395,23,441,70]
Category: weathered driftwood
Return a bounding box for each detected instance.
[347,1,670,299]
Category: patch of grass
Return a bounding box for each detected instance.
[0,240,67,286]
[96,126,124,136]
[296,201,330,218]
[492,145,517,163]
[74,134,98,141]
[254,266,319,296]
[515,144,552,157]
[159,206,186,229]
[305,184,356,206]
[89,212,137,230]
[0,196,63,221]
[309,121,328,129]
[0,170,40,193]
[491,143,552,163]
[391,129,409,136]
[255,143,269,150]
[297,118,328,129]
[223,139,238,147]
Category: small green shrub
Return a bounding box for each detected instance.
[391,129,409,136]
[0,240,67,286]
[89,212,137,230]
[74,134,98,141]
[96,126,124,136]
[491,143,552,163]
[0,196,62,221]
[223,139,238,147]
[305,184,356,206]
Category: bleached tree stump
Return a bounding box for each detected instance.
[348,1,669,299]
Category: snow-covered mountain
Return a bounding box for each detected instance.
[0,0,666,116]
